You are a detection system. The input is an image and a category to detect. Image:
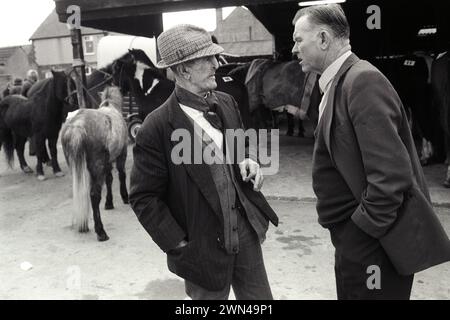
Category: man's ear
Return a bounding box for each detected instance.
[177,63,191,80]
[319,30,331,50]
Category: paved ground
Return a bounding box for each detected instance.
[1,122,450,300]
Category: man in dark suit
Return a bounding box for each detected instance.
[129,24,278,300]
[291,4,450,299]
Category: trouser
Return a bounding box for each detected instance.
[330,219,414,300]
[185,211,272,300]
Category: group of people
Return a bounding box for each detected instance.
[129,4,450,300]
[1,69,39,99]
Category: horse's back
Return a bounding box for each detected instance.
[27,78,51,98]
[65,108,127,160]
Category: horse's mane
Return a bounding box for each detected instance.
[100,86,123,110]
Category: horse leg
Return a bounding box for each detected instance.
[90,178,109,242]
[116,149,129,204]
[104,163,114,210]
[34,135,46,180]
[15,136,33,173]
[297,119,305,138]
[43,142,51,166]
[444,134,450,188]
[48,136,64,177]
[286,112,294,136]
[28,136,36,156]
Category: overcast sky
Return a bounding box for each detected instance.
[0,0,235,47]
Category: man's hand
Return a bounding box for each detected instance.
[239,159,264,191]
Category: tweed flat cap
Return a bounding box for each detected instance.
[156,24,224,69]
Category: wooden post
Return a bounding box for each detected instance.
[70,28,88,109]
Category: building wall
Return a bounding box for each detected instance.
[0,47,37,90]
[214,7,274,57]
[33,33,104,67]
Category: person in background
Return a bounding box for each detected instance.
[21,69,39,97]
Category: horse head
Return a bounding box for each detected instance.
[111,51,136,94]
[51,69,78,119]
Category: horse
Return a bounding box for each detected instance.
[228,59,321,136]
[61,86,129,241]
[0,70,77,179]
[431,51,450,187]
[371,54,446,166]
[0,95,34,173]
[111,49,253,140]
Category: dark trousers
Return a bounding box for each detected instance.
[185,212,273,300]
[330,219,414,300]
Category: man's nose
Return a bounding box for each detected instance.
[211,56,219,70]
[292,45,301,58]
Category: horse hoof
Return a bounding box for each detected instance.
[97,233,109,242]
[37,175,46,181]
[122,199,129,205]
[105,203,114,210]
[22,167,33,174]
[444,180,450,188]
[55,171,65,177]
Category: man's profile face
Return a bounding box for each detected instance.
[185,56,219,95]
[292,16,323,74]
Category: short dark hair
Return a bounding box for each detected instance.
[293,4,350,40]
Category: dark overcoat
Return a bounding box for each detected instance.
[129,90,278,290]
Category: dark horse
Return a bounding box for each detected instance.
[111,49,252,140]
[0,95,34,173]
[228,59,321,136]
[0,70,77,179]
[431,51,450,187]
[61,86,128,241]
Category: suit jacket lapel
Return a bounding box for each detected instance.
[322,53,360,158]
[167,93,224,220]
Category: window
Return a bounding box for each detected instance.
[83,36,95,56]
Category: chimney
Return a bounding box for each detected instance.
[216,8,223,27]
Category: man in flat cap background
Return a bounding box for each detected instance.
[129,24,278,300]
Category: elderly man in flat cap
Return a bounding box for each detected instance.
[129,24,278,300]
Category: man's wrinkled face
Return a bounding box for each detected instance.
[185,56,219,95]
[292,16,324,74]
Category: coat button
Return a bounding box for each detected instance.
[232,226,238,232]
[233,246,238,253]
